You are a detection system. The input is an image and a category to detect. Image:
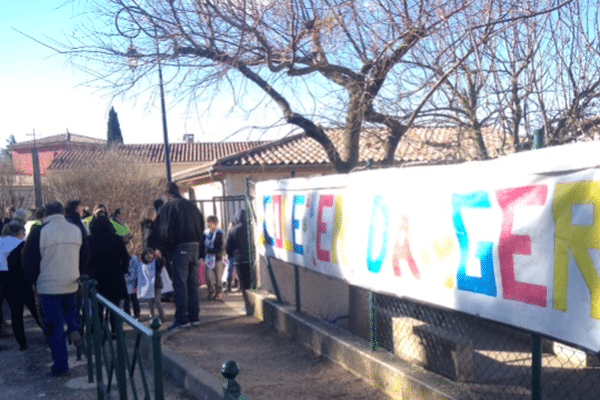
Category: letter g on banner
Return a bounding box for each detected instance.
[452,191,497,297]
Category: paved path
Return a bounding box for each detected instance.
[0,286,243,400]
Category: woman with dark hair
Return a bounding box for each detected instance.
[65,200,90,275]
[140,204,170,308]
[140,205,158,250]
[88,215,130,329]
[83,203,108,232]
[0,221,44,350]
[111,208,133,244]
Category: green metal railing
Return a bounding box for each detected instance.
[80,276,248,400]
[81,277,164,400]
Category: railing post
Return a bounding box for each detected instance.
[531,333,542,400]
[150,318,164,400]
[116,320,128,400]
[81,275,94,383]
[294,265,301,313]
[245,178,256,289]
[369,291,377,351]
[89,280,105,400]
[265,257,282,303]
[222,360,242,399]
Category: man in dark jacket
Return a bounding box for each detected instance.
[155,182,205,331]
[226,209,252,315]
[65,200,90,275]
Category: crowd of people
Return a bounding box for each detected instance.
[0,182,251,377]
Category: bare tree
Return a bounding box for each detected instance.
[43,150,162,254]
[51,0,573,172]
[0,157,27,213]
[533,0,600,144]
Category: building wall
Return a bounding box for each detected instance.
[223,169,331,197]
[257,255,350,322]
[140,162,204,178]
[192,181,223,200]
[12,147,63,175]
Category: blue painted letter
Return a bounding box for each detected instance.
[452,192,497,297]
[263,195,274,246]
[367,196,389,273]
[292,195,305,255]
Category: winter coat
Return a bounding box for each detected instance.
[2,242,32,299]
[22,214,86,294]
[65,212,91,275]
[205,229,224,261]
[88,218,131,302]
[156,195,205,258]
[226,209,249,264]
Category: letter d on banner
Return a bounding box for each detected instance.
[367,196,389,273]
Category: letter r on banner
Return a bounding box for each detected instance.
[553,181,600,319]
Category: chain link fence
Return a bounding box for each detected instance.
[256,258,600,399]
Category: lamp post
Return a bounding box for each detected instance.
[117,8,172,183]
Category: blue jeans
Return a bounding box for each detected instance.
[170,242,200,324]
[227,259,235,280]
[39,292,81,374]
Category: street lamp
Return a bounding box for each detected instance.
[126,44,139,71]
[117,8,172,183]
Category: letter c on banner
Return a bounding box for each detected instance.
[367,195,389,273]
[262,195,274,246]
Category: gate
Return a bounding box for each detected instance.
[194,196,246,232]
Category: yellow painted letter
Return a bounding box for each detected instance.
[553,181,600,319]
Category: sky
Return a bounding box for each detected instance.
[0,3,286,148]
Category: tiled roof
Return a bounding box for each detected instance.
[11,133,107,149]
[223,126,512,166]
[173,126,514,181]
[48,141,269,170]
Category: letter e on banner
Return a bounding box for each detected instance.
[317,194,334,262]
[497,185,548,307]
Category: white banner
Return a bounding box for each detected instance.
[255,141,600,352]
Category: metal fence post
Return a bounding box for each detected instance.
[115,320,128,400]
[81,275,94,383]
[150,318,164,400]
[369,291,377,351]
[222,360,242,399]
[265,257,282,303]
[89,280,105,400]
[295,265,301,313]
[532,333,542,400]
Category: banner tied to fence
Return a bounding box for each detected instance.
[255,141,600,352]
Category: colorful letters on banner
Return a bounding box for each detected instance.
[256,157,600,352]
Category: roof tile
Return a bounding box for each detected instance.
[49,141,268,170]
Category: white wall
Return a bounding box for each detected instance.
[193,180,223,200]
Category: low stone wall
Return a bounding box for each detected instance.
[252,291,471,400]
[376,307,474,382]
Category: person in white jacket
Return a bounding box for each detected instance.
[22,201,89,377]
